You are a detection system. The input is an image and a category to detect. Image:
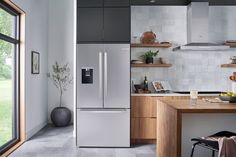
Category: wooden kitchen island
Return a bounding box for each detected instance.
[156,99,236,157]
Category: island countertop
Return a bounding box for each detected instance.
[156,98,236,157]
[160,99,236,113]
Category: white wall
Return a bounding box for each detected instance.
[48,0,75,123]
[12,0,49,139]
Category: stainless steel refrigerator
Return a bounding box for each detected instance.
[76,44,130,147]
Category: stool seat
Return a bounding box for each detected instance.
[190,131,236,157]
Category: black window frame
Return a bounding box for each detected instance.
[0,1,21,155]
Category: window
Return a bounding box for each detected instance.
[0,1,20,155]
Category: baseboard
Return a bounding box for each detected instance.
[25,121,47,140]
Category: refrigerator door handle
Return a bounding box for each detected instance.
[104,52,108,98]
[99,52,103,99]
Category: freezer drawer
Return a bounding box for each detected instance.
[77,109,130,147]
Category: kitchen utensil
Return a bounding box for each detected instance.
[131,60,144,64]
[230,56,236,64]
[134,84,143,92]
[229,72,236,82]
[140,31,156,44]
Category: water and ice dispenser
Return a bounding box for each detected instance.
[82,68,93,84]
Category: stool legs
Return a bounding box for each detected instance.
[190,142,216,157]
[190,142,199,157]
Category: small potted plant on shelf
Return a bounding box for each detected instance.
[140,50,159,64]
[49,62,73,127]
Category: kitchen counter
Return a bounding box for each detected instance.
[131,93,219,97]
[156,99,236,157]
[161,99,236,112]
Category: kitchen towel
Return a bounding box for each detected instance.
[218,136,236,157]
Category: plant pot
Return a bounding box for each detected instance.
[146,57,153,64]
[51,107,71,127]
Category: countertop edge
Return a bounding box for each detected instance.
[131,93,219,97]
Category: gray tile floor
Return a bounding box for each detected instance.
[9,125,156,157]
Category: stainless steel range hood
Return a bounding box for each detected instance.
[174,2,230,51]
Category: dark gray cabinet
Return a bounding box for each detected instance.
[78,0,130,7]
[77,0,103,7]
[104,0,130,7]
[77,8,103,42]
[104,8,130,42]
[77,1,130,43]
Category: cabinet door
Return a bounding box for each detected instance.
[77,0,103,7]
[104,8,130,42]
[104,0,130,7]
[131,96,156,118]
[77,8,103,42]
[139,118,156,139]
[131,118,156,140]
[131,118,139,139]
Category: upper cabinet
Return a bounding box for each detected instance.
[77,0,130,43]
[104,0,130,7]
[103,8,130,42]
[77,8,103,42]
[77,0,103,7]
[77,0,130,7]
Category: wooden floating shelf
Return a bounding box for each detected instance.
[131,64,172,68]
[131,43,172,48]
[221,64,236,68]
[224,42,236,47]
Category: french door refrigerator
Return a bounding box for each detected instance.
[76,44,130,147]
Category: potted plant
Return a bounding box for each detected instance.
[140,50,159,64]
[50,62,73,127]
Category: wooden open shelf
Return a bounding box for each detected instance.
[224,42,236,47]
[131,43,172,48]
[131,63,172,68]
[221,64,236,68]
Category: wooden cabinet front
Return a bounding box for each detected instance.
[131,96,156,118]
[131,96,157,143]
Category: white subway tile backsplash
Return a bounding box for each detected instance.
[131,6,236,92]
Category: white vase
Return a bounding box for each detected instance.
[232,82,236,93]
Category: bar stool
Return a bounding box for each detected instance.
[190,131,236,157]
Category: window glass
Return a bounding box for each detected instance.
[0,39,15,148]
[0,8,16,38]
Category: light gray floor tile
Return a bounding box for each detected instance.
[9,125,155,157]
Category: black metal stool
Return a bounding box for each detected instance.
[190,131,236,157]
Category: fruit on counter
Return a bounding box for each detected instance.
[220,92,236,97]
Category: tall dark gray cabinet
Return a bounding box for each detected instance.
[77,0,130,43]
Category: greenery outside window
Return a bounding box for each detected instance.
[0,1,20,155]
